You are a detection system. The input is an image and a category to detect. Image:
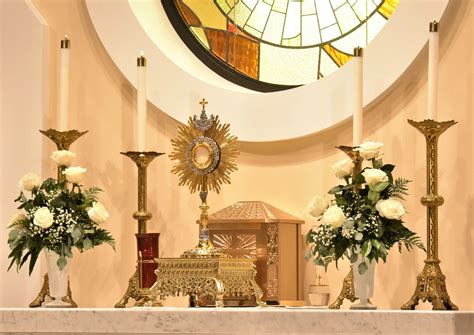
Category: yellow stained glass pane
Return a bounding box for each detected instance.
[262,10,285,44]
[322,44,351,67]
[331,0,346,8]
[272,0,288,13]
[378,0,398,19]
[301,0,316,15]
[183,0,227,29]
[319,49,339,77]
[302,14,321,46]
[321,24,341,42]
[260,43,319,84]
[215,0,231,13]
[282,1,301,39]
[316,0,337,28]
[246,1,272,32]
[331,22,366,53]
[335,4,360,34]
[228,2,252,27]
[190,27,210,49]
[282,34,301,47]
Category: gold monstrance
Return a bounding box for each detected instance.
[170,98,239,257]
[150,99,263,307]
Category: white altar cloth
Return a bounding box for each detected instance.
[0,307,472,335]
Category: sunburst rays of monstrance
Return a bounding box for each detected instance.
[170,98,239,257]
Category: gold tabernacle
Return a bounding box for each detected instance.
[207,201,304,304]
[401,119,458,310]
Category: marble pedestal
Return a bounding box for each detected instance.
[0,308,472,335]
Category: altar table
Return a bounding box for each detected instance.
[0,308,472,335]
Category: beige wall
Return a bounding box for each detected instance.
[10,0,471,309]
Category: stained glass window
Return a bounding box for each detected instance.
[164,0,398,92]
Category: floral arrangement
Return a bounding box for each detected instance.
[306,142,424,274]
[7,150,115,274]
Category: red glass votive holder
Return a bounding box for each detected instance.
[136,233,160,289]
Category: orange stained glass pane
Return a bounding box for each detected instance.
[177,0,201,27]
[205,28,259,80]
[322,44,352,67]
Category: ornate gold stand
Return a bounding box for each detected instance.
[401,120,458,310]
[29,129,86,308]
[150,257,263,307]
[115,151,164,308]
[328,146,361,309]
[181,191,225,258]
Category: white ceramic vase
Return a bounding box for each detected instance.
[350,254,377,310]
[44,249,72,308]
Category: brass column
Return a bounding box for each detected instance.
[115,151,164,308]
[401,120,458,310]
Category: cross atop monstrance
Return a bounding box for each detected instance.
[199,98,208,111]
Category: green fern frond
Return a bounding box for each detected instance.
[84,187,103,201]
[387,178,410,200]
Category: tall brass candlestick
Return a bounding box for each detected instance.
[328,146,361,309]
[29,129,87,308]
[401,119,458,310]
[115,151,164,308]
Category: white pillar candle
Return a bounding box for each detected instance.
[58,36,70,131]
[137,52,147,151]
[427,21,439,120]
[353,47,363,146]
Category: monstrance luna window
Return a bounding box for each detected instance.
[163,0,398,92]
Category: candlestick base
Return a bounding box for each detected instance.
[401,260,458,310]
[328,269,358,309]
[114,268,162,308]
[29,274,77,308]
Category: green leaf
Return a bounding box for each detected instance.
[373,159,383,169]
[372,239,382,250]
[354,173,365,184]
[381,164,395,173]
[373,181,390,193]
[368,190,380,203]
[57,256,67,270]
[83,238,93,250]
[349,253,358,263]
[361,240,372,257]
[328,185,343,194]
[358,261,368,275]
[71,228,82,244]
[28,248,40,275]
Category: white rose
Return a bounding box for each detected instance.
[87,202,109,224]
[331,158,353,179]
[362,168,388,186]
[323,205,346,228]
[307,195,330,218]
[358,141,384,160]
[51,150,76,167]
[9,212,27,226]
[18,173,40,191]
[376,198,406,220]
[33,207,54,229]
[63,166,87,184]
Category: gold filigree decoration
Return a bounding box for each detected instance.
[150,258,263,307]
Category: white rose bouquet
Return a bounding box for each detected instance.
[306,142,424,274]
[7,150,115,273]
